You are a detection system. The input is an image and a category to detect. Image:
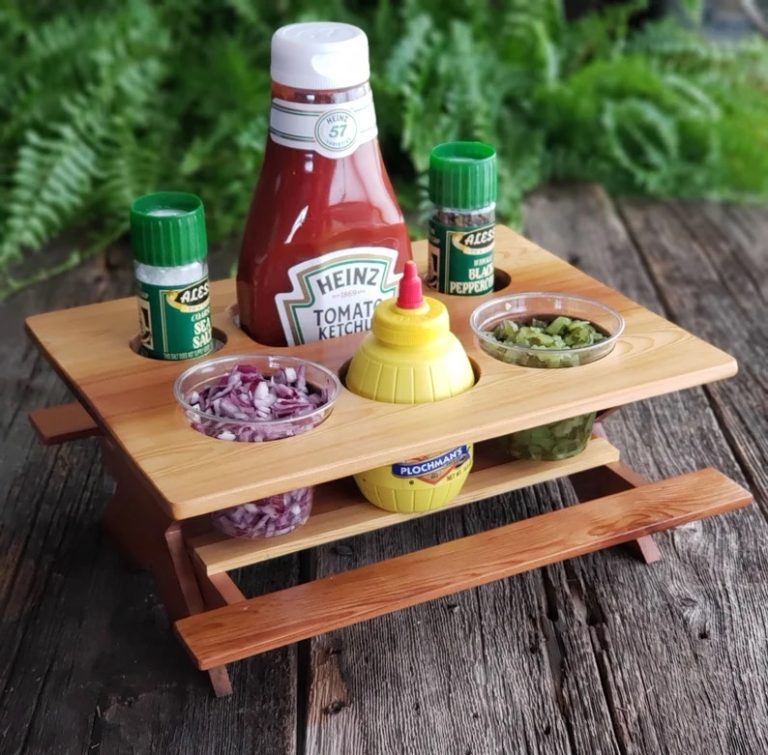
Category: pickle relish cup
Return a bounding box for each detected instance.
[174,354,341,538]
[470,293,624,460]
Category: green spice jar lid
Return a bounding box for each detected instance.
[428,141,497,210]
[130,192,208,267]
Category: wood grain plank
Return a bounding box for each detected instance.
[617,199,768,511]
[0,256,133,754]
[176,469,751,670]
[522,184,768,754]
[190,437,620,575]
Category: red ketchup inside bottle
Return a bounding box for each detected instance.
[237,23,412,347]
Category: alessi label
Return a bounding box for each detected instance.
[137,276,213,360]
[269,92,378,159]
[169,280,210,309]
[428,220,495,296]
[276,247,402,346]
[392,445,472,485]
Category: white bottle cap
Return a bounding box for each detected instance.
[271,22,370,91]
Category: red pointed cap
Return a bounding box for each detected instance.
[396,261,424,309]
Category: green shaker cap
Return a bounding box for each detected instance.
[130,192,208,267]
[428,141,497,210]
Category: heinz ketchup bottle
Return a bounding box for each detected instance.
[237,22,413,346]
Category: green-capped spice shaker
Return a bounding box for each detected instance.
[130,192,213,360]
[427,141,497,296]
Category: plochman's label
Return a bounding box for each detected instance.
[136,276,213,360]
[276,248,402,346]
[428,220,495,295]
[269,92,378,159]
[392,445,472,485]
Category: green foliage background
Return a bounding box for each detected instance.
[2,0,768,296]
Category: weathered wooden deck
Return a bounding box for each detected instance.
[2,184,766,754]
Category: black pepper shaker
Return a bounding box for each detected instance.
[427,141,497,295]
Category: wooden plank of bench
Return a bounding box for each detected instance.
[29,402,100,445]
[175,468,751,670]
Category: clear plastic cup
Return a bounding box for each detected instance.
[470,292,624,368]
[470,293,624,460]
[174,354,340,537]
[501,411,597,461]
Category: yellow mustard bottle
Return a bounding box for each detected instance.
[346,261,475,513]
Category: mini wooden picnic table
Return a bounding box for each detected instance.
[25,225,752,697]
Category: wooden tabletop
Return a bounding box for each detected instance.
[25,226,735,518]
[3,184,766,754]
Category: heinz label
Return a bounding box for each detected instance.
[276,247,402,345]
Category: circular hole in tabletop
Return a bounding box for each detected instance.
[129,328,228,359]
[493,268,511,292]
[338,358,351,387]
[468,356,482,385]
[226,303,239,329]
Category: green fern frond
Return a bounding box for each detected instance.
[602,98,680,191]
[2,0,768,297]
[679,0,704,25]
[660,72,720,120]
[383,13,433,87]
[0,249,85,300]
[96,124,166,220]
[499,11,561,88]
[223,0,261,25]
[1,124,98,265]
[25,12,93,67]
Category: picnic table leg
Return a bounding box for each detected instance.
[569,414,662,564]
[101,441,234,696]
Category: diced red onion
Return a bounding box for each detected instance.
[211,488,313,539]
[184,364,325,538]
[185,364,328,442]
